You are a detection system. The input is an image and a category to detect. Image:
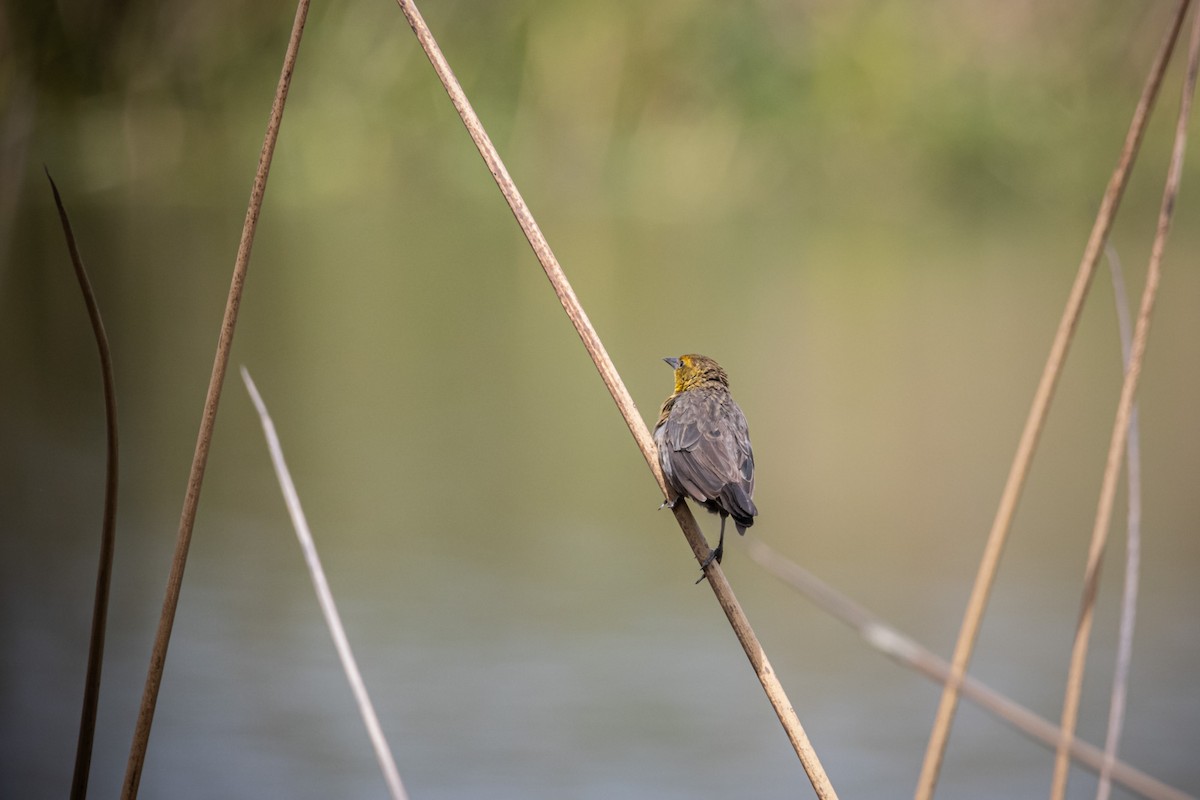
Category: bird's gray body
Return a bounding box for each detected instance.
[655,385,757,533]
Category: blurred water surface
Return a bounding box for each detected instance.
[1,1,1198,798]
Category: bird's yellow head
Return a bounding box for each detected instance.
[663,354,729,393]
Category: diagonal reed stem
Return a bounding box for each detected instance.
[119,3,311,796]
[915,3,1192,796]
[1050,9,1200,800]
[241,368,410,800]
[743,537,1193,800]
[1094,245,1145,800]
[47,170,121,800]
[392,1,837,796]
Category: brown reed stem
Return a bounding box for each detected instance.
[47,170,121,800]
[119,3,311,796]
[241,368,410,800]
[915,4,1192,796]
[1095,245,1144,800]
[1050,9,1200,799]
[742,537,1193,800]
[392,1,837,796]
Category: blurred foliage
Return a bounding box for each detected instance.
[3,0,1189,228]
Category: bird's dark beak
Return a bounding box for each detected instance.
[663,357,682,369]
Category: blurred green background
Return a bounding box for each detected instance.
[2,0,1198,797]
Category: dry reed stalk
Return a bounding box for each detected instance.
[915,3,1193,796]
[120,3,311,796]
[1095,246,1145,800]
[47,171,121,800]
[742,538,1193,800]
[241,369,410,800]
[1050,10,1200,799]
[392,1,838,796]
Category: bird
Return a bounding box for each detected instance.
[654,354,757,575]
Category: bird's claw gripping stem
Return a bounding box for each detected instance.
[694,545,723,584]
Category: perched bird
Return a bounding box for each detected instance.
[654,354,757,572]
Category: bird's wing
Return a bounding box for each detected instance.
[661,393,756,520]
